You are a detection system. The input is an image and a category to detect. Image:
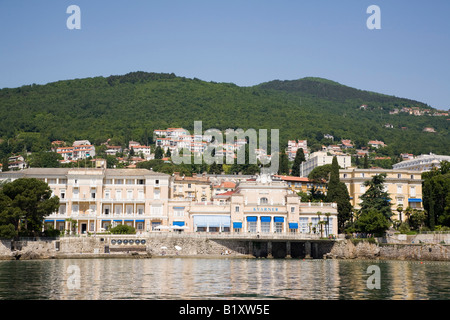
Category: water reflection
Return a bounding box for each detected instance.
[0,259,448,300]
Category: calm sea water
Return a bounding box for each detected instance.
[0,258,448,300]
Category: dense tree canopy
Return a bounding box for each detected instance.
[0,178,60,237]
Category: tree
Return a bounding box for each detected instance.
[363,154,369,169]
[29,151,62,168]
[359,173,392,220]
[2,157,9,172]
[154,146,164,160]
[355,209,391,235]
[291,148,305,177]
[277,151,289,175]
[308,164,332,184]
[208,161,222,174]
[422,162,450,229]
[0,178,60,236]
[325,157,353,233]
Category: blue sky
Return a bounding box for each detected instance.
[1,0,449,109]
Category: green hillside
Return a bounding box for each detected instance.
[0,71,448,159]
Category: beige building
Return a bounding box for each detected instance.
[340,168,423,221]
[0,169,338,236]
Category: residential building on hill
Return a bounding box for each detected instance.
[392,153,450,172]
[300,151,351,177]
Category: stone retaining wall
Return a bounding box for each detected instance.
[328,239,450,261]
[1,236,450,261]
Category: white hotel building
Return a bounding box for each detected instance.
[0,169,338,236]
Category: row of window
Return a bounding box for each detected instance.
[47,178,159,185]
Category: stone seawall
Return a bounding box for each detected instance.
[328,240,450,261]
[1,236,450,261]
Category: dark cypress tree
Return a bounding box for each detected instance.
[363,154,369,169]
[154,146,164,160]
[359,173,392,220]
[291,148,305,177]
[277,150,289,175]
[326,156,353,233]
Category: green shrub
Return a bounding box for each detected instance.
[110,224,136,234]
[0,224,16,239]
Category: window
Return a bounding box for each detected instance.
[115,206,122,215]
[410,186,416,197]
[299,218,308,233]
[60,189,66,199]
[188,183,192,188]
[360,184,365,193]
[397,174,402,179]
[151,205,162,216]
[397,184,403,194]
[137,207,144,215]
[343,174,347,178]
[72,204,79,214]
[59,179,67,184]
[174,208,184,217]
[275,222,283,233]
[137,223,144,230]
[154,189,160,200]
[91,189,96,199]
[116,190,122,199]
[247,221,257,233]
[126,179,134,185]
[155,179,160,186]
[291,207,295,213]
[261,221,270,233]
[138,190,144,200]
[235,206,240,212]
[126,205,133,215]
[73,188,79,199]
[105,190,110,199]
[59,205,66,215]
[138,179,145,185]
[260,197,268,205]
[127,190,133,200]
[104,207,110,215]
[361,173,365,178]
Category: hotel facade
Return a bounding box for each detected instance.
[0,168,338,236]
[340,168,423,221]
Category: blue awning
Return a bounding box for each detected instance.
[274,217,284,222]
[113,220,122,222]
[56,220,65,222]
[136,220,145,222]
[260,216,271,222]
[233,222,242,229]
[173,221,185,227]
[408,198,422,203]
[194,215,230,227]
[247,216,257,222]
[173,207,185,210]
[124,220,134,222]
[102,220,111,222]
[289,223,298,229]
[44,220,53,223]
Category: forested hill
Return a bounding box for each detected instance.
[0,71,448,158]
[258,77,430,108]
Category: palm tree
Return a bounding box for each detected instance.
[396,205,404,222]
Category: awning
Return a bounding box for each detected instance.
[260,216,271,222]
[173,221,185,227]
[102,220,111,222]
[289,223,299,229]
[113,220,122,222]
[274,217,284,223]
[173,207,185,210]
[136,220,145,222]
[193,215,230,227]
[233,222,242,229]
[246,216,257,222]
[56,220,65,222]
[124,220,134,222]
[44,220,53,223]
[408,198,422,203]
